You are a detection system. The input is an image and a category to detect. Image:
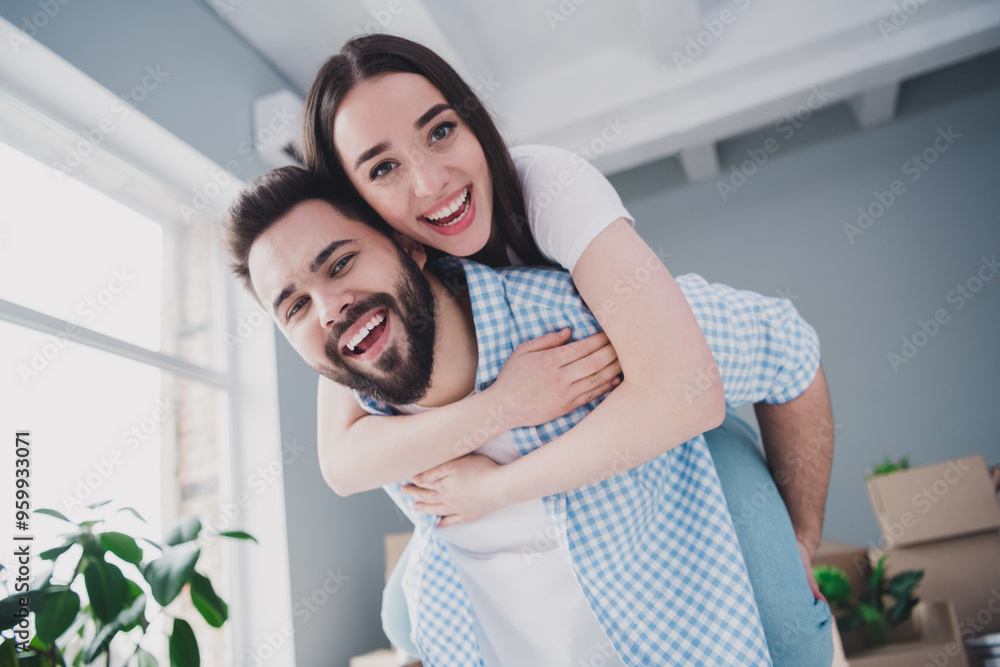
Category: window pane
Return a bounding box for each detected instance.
[1,320,231,666]
[0,140,224,372]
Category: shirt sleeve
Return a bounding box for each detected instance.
[510,144,634,272]
[675,273,821,406]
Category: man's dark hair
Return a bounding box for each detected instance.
[223,165,391,296]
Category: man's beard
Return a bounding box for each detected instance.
[317,250,436,405]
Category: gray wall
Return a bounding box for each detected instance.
[5,1,998,663]
[608,49,1000,549]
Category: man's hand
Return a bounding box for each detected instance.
[798,538,825,602]
[402,454,507,527]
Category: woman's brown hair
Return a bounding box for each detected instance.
[302,33,550,267]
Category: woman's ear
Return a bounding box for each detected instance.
[392,231,428,268]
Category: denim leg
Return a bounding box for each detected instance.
[381,538,420,657]
[706,410,834,667]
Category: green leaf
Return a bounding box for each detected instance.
[83,560,127,624]
[165,516,202,547]
[0,589,43,631]
[169,619,200,667]
[813,565,852,607]
[118,507,148,523]
[34,509,73,523]
[218,531,257,543]
[139,537,164,552]
[0,638,18,667]
[886,596,920,628]
[35,589,79,644]
[189,572,228,628]
[86,500,113,509]
[39,544,75,562]
[99,532,143,565]
[885,569,924,601]
[143,543,200,607]
[83,593,146,663]
[133,649,159,667]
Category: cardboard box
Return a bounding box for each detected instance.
[877,530,1000,635]
[867,456,1000,549]
[847,601,968,667]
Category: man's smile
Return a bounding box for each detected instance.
[340,307,391,360]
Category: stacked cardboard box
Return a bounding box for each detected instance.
[866,456,1000,638]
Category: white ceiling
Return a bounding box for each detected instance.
[210,0,1000,180]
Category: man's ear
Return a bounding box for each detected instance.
[392,231,428,268]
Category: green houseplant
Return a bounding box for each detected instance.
[0,502,254,666]
[814,554,924,646]
[865,455,911,479]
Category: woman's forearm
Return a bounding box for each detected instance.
[319,379,513,496]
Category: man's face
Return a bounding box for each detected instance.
[248,199,436,404]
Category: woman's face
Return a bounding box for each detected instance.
[333,72,494,257]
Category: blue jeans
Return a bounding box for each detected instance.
[382,411,833,665]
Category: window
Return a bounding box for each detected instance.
[0,23,291,667]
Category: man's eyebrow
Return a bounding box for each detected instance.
[271,239,356,317]
[415,103,451,131]
[309,239,354,273]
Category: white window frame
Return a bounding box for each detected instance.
[0,17,294,667]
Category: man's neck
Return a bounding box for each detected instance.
[415,271,478,408]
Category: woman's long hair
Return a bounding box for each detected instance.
[302,33,550,267]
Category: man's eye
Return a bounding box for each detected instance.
[288,297,307,321]
[332,253,355,275]
[430,122,456,144]
[370,161,396,180]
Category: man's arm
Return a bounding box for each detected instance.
[755,364,834,598]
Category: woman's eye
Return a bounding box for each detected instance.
[430,122,456,144]
[370,161,396,180]
[288,297,307,321]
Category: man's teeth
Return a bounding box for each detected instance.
[347,312,385,352]
[425,188,469,221]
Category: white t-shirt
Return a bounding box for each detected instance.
[509,144,635,272]
[395,402,625,667]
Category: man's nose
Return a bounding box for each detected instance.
[316,288,351,330]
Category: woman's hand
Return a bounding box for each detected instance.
[402,454,508,527]
[488,328,622,428]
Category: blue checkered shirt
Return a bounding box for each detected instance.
[353,258,821,666]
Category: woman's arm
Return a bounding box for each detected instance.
[318,328,622,496]
[407,219,726,511]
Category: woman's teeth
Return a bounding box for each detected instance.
[347,312,385,352]
[425,188,470,225]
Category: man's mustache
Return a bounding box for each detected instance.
[324,293,396,361]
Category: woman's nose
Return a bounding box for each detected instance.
[411,153,449,199]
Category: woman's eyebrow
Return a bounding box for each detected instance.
[415,103,451,131]
[354,142,389,171]
[352,103,452,172]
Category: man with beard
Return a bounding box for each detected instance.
[226,166,833,667]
